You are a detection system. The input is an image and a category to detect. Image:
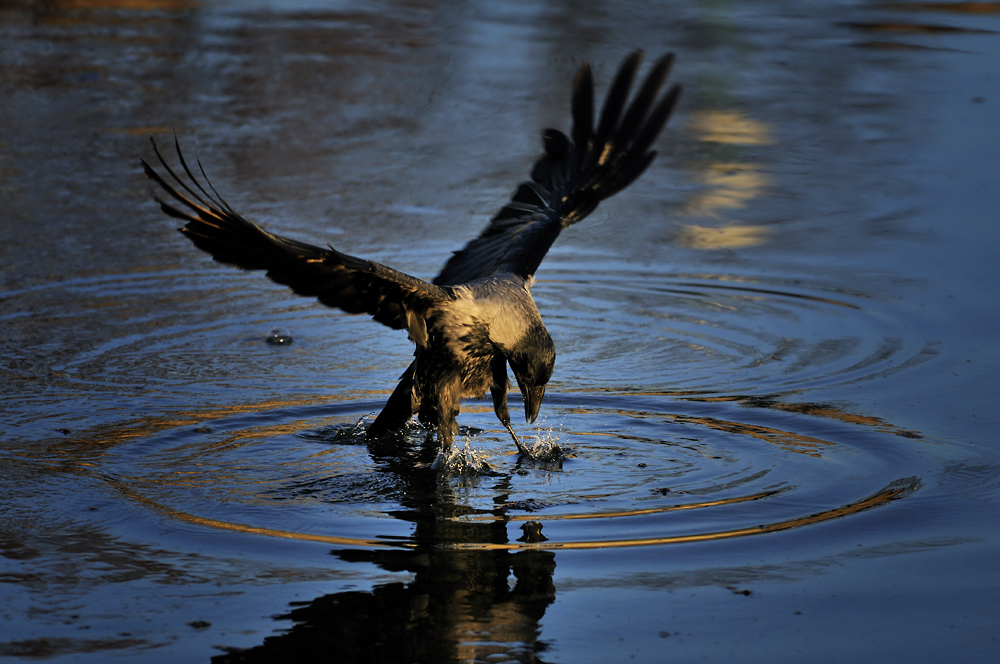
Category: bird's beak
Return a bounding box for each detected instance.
[521,384,545,424]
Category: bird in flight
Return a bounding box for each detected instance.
[143,50,680,455]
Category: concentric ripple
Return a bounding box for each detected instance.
[4,261,932,551]
[538,261,938,397]
[97,393,922,551]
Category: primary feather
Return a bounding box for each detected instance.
[433,51,680,286]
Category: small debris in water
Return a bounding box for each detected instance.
[265,327,293,345]
[517,520,547,543]
[187,620,211,629]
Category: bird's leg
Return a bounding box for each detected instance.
[490,354,530,456]
[491,382,529,456]
[437,409,457,452]
[504,421,530,456]
[436,385,460,453]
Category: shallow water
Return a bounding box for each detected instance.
[2,0,999,661]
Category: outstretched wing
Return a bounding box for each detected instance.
[433,50,681,287]
[142,138,448,343]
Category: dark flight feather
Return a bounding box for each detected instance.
[433,50,680,287]
[141,138,448,338]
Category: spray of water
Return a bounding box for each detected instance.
[516,430,565,463]
[431,439,493,474]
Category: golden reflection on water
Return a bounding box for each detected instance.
[109,125,176,136]
[877,2,1000,12]
[568,389,919,440]
[666,413,832,457]
[687,394,923,438]
[109,475,916,551]
[680,108,776,248]
[687,110,776,146]
[38,0,196,11]
[685,162,770,216]
[564,403,834,456]
[46,395,352,450]
[467,489,784,522]
[676,221,771,249]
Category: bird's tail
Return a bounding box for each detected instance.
[522,51,681,229]
[366,361,417,439]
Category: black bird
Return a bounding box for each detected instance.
[142,51,680,454]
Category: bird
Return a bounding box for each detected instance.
[142,50,681,455]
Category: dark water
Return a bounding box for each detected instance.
[2,0,999,661]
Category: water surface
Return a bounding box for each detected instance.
[2,0,999,661]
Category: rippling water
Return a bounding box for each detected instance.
[2,1,999,662]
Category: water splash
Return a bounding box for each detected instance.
[432,439,493,475]
[516,430,565,463]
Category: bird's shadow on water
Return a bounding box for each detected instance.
[214,422,560,663]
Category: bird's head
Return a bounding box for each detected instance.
[506,324,556,424]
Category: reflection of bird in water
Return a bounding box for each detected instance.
[142,51,680,455]
[208,449,558,663]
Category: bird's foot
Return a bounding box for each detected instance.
[504,422,531,456]
[506,423,564,462]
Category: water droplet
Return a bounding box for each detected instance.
[432,439,492,475]
[265,327,293,345]
[518,431,565,462]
